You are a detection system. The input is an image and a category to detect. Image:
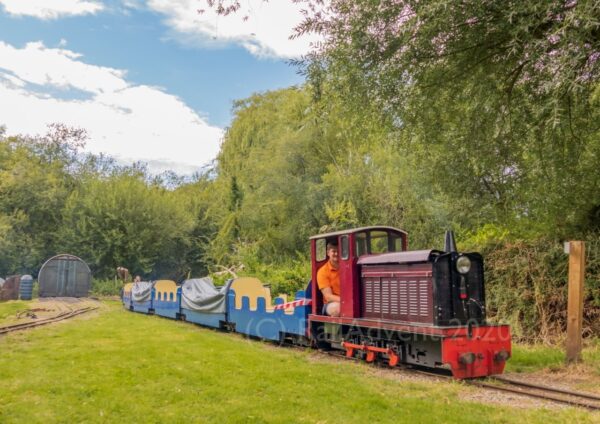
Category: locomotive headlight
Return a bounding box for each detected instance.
[456,255,471,274]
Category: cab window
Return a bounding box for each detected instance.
[341,235,349,260]
[355,230,404,256]
[316,238,327,262]
[370,231,389,254]
[355,232,368,256]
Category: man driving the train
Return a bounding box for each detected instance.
[317,240,341,317]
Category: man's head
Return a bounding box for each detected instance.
[327,241,339,268]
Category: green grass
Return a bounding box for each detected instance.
[0,304,597,423]
[584,339,600,374]
[506,340,600,374]
[0,300,28,321]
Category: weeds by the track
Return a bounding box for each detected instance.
[508,340,600,375]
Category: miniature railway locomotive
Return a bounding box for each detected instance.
[122,226,511,379]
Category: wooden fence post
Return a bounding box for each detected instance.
[565,241,585,364]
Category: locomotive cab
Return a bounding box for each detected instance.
[309,226,408,318]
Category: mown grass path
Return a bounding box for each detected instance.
[0,302,596,423]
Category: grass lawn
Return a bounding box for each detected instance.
[0,300,28,321]
[0,302,597,423]
[507,339,600,375]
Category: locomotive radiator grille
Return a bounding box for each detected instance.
[381,281,390,315]
[408,282,418,316]
[399,283,408,315]
[419,282,429,317]
[364,281,373,314]
[361,265,434,323]
[373,282,381,313]
[390,283,399,315]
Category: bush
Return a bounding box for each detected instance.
[480,233,600,343]
[90,278,124,297]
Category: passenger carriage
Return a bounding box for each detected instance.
[130,280,154,314]
[152,280,180,319]
[227,277,311,343]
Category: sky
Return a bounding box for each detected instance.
[0,0,318,174]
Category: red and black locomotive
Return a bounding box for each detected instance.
[308,226,511,379]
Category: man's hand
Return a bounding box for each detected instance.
[320,287,340,303]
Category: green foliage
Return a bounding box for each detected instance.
[58,173,194,279]
[90,279,123,297]
[212,86,451,264]
[482,234,600,343]
[0,127,217,280]
[461,224,511,250]
[298,0,600,238]
[0,125,82,275]
[211,88,329,262]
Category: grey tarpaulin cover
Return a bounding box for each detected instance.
[132,281,153,302]
[181,277,231,313]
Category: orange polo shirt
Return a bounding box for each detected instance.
[316,261,340,303]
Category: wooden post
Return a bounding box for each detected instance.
[566,241,585,364]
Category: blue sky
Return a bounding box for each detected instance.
[0,0,315,173]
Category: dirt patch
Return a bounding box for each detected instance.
[0,297,103,327]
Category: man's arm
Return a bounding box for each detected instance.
[320,287,340,303]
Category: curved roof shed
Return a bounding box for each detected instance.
[39,254,92,298]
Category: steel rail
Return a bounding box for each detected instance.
[0,306,98,335]
[317,348,600,411]
[491,376,600,402]
[466,378,600,411]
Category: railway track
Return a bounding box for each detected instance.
[318,348,600,411]
[475,375,600,411]
[0,304,98,335]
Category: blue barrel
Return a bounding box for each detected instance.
[19,275,33,300]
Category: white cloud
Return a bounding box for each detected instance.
[0,41,223,174]
[0,0,104,19]
[146,0,320,58]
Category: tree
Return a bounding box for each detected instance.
[212,88,328,262]
[296,0,600,236]
[0,125,84,275]
[58,172,195,279]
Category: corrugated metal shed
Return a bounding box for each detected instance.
[38,254,92,298]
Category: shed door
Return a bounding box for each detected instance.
[42,258,90,297]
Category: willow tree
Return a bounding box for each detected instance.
[294,0,600,236]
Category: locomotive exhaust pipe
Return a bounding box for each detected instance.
[444,230,457,253]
